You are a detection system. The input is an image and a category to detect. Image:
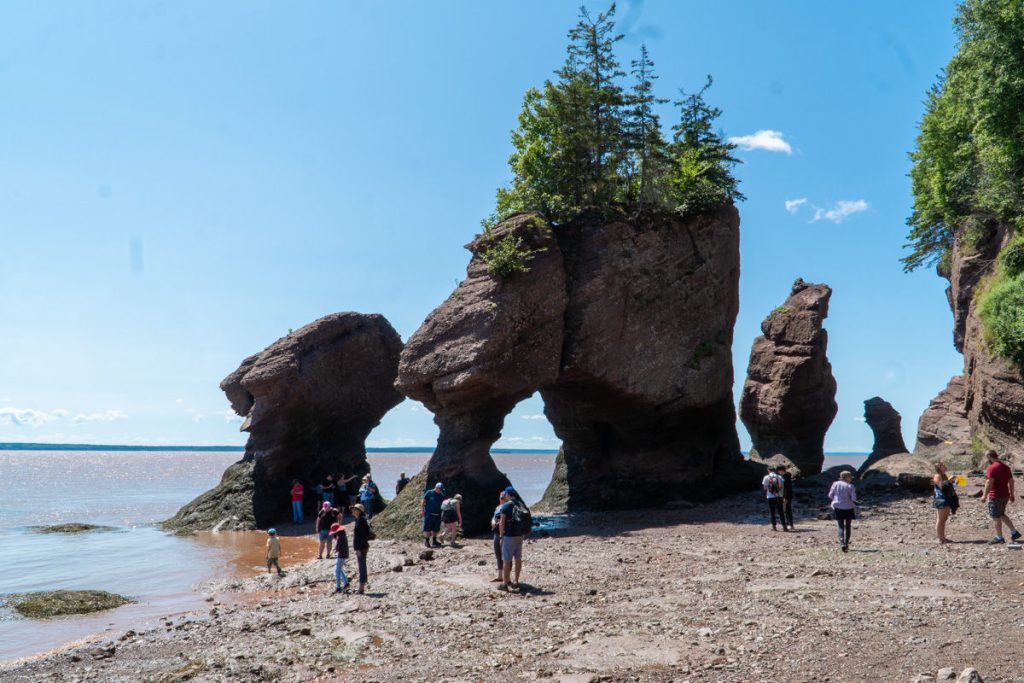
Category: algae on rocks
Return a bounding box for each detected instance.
[29,523,117,534]
[6,590,133,619]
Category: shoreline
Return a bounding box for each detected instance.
[3,474,1019,681]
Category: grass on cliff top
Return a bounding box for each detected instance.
[5,590,133,619]
[28,523,117,534]
[976,235,1024,371]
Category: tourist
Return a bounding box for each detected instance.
[422,482,445,548]
[329,522,350,594]
[266,528,284,576]
[828,471,857,552]
[396,472,410,496]
[290,479,304,525]
[316,502,340,559]
[762,466,788,531]
[981,449,1022,545]
[337,473,359,514]
[320,474,336,505]
[932,462,959,544]
[358,475,379,519]
[351,503,371,594]
[439,493,463,546]
[777,465,794,529]
[490,490,509,582]
[498,485,528,592]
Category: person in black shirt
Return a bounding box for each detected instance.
[396,472,410,496]
[777,465,795,530]
[351,503,371,594]
[316,502,340,559]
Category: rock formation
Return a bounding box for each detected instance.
[165,313,403,532]
[739,279,838,476]
[858,397,908,472]
[914,375,973,469]
[860,452,934,492]
[376,206,752,537]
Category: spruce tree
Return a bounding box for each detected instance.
[624,43,669,209]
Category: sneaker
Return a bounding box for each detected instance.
[333,588,343,594]
[989,536,1006,545]
[841,545,848,553]
[432,539,442,548]
[497,583,509,592]
[424,539,431,548]
[1012,530,1022,542]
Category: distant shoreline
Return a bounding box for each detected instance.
[0,442,560,455]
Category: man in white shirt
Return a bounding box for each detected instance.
[762,467,788,531]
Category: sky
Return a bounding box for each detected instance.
[0,0,963,451]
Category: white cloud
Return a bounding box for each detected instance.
[812,199,870,223]
[73,410,127,423]
[785,198,807,214]
[728,130,792,154]
[221,409,243,424]
[0,407,63,428]
[520,414,547,421]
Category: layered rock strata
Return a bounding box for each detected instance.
[739,279,838,476]
[914,375,973,469]
[377,207,750,536]
[858,397,908,472]
[165,313,403,532]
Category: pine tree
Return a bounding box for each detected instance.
[624,43,669,209]
[668,76,743,214]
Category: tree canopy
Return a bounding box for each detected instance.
[488,4,742,228]
[904,0,1024,272]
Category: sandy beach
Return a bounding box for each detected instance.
[2,475,1018,682]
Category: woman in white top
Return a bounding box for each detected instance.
[828,471,858,553]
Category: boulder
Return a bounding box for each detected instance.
[740,279,838,475]
[379,207,751,536]
[166,312,403,531]
[914,375,974,469]
[858,397,908,472]
[860,453,934,492]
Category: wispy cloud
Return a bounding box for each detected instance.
[812,199,870,223]
[0,407,127,427]
[73,409,127,423]
[221,409,243,424]
[785,198,807,214]
[520,414,547,421]
[728,130,792,154]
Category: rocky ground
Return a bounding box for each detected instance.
[3,476,1020,682]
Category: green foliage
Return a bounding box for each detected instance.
[769,304,789,319]
[491,5,741,225]
[481,233,533,280]
[977,263,1024,369]
[687,340,715,369]
[904,0,1024,272]
[1000,235,1024,276]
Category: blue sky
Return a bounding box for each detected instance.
[0,1,961,451]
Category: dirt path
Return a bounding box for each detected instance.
[3,477,1021,682]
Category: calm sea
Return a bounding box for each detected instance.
[0,448,864,663]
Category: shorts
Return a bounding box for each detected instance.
[319,529,330,541]
[423,514,441,533]
[501,535,524,562]
[441,509,458,524]
[988,497,1009,519]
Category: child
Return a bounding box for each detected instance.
[329,522,350,593]
[266,528,284,576]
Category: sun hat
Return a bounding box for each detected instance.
[352,503,365,513]
[329,522,344,535]
[268,528,277,535]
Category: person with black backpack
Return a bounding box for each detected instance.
[497,485,530,592]
[762,466,788,532]
[932,462,959,544]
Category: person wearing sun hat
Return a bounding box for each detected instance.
[265,528,284,577]
[328,522,350,594]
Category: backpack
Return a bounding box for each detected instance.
[767,474,782,497]
[945,480,960,514]
[440,498,456,512]
[507,500,533,537]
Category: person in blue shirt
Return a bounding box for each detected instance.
[421,482,445,548]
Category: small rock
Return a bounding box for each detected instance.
[937,668,956,681]
[299,627,311,636]
[957,669,983,683]
[419,550,434,561]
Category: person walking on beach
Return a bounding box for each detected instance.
[498,486,529,592]
[932,462,959,544]
[396,472,410,496]
[981,449,1021,545]
[490,490,509,582]
[290,479,305,525]
[422,482,445,548]
[351,503,371,594]
[828,471,857,552]
[316,502,340,559]
[329,522,350,594]
[777,465,795,530]
[439,493,463,546]
[762,467,788,531]
[358,475,379,519]
[266,528,284,576]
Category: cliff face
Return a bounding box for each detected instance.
[376,206,749,537]
[739,279,837,476]
[916,223,1024,464]
[165,313,403,532]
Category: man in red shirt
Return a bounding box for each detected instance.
[291,479,305,525]
[981,450,1021,545]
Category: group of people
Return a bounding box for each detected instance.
[288,472,385,525]
[761,448,1024,552]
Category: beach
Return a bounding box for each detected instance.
[3,472,1016,682]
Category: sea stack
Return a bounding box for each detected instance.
[164,312,403,532]
[740,278,838,476]
[858,397,908,472]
